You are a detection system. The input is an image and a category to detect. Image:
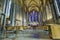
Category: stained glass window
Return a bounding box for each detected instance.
[29,11,38,22]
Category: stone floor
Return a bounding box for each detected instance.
[1,29,52,40]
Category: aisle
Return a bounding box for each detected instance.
[3,29,51,40]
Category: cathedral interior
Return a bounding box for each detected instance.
[0,0,60,40]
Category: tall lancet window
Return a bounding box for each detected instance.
[29,11,39,26]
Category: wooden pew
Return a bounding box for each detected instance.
[50,24,60,39]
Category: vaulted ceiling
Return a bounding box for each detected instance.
[18,0,50,12]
